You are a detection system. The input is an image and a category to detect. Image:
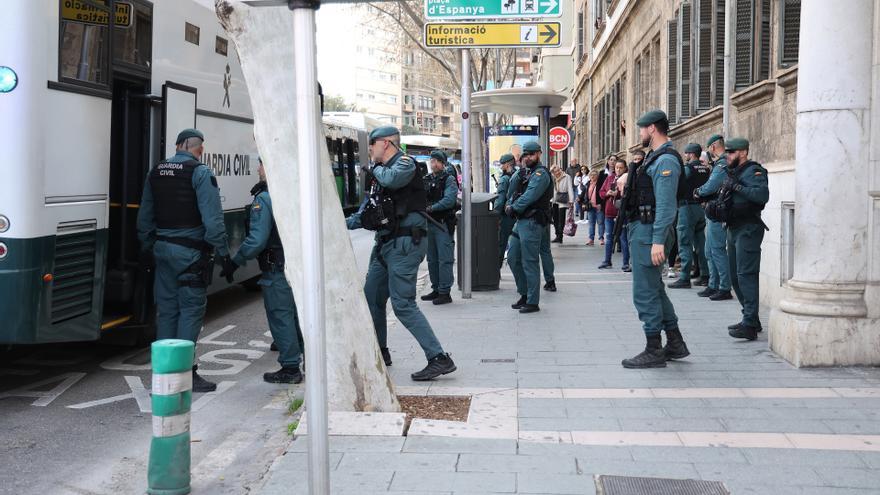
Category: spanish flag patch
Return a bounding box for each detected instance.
[253,203,261,210]
[661,169,672,176]
[755,171,763,176]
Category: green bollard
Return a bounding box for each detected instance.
[147,339,195,495]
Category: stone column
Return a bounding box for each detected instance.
[770,0,879,366]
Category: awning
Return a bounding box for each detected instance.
[471,86,568,118]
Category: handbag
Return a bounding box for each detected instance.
[554,191,570,204]
[563,208,578,237]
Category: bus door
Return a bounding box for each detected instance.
[344,138,359,207]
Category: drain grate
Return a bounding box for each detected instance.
[480,358,515,363]
[596,475,729,495]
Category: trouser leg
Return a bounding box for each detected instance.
[540,223,555,283]
[364,246,391,348]
[261,271,302,367]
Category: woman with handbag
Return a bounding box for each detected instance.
[550,165,574,243]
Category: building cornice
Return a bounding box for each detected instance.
[731,79,777,112]
[669,106,723,139]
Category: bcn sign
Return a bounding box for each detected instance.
[548,127,571,152]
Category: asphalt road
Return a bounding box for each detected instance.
[0,229,376,495]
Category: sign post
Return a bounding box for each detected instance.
[424,22,561,49]
[461,49,472,299]
[425,0,561,19]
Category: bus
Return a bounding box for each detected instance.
[0,0,369,344]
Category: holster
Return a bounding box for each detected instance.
[179,252,214,288]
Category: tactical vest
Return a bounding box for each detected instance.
[149,159,203,229]
[245,182,284,270]
[362,154,427,231]
[727,161,768,227]
[425,171,455,221]
[624,146,684,223]
[515,165,553,224]
[678,160,712,202]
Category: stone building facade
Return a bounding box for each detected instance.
[573,0,880,366]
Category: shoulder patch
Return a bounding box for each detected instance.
[535,171,543,176]
[661,169,672,177]
[210,176,218,188]
[754,171,763,176]
[253,202,262,210]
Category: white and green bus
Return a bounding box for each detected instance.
[0,0,370,344]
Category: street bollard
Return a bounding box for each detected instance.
[147,339,194,495]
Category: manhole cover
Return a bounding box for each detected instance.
[596,475,729,495]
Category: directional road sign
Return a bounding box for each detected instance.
[425,0,561,19]
[424,22,561,49]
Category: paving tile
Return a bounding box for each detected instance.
[457,453,577,474]
[337,452,458,472]
[390,471,516,493]
[617,418,725,432]
[629,445,749,464]
[402,437,518,454]
[722,418,834,434]
[741,448,868,468]
[695,463,823,486]
[576,458,701,479]
[516,473,596,494]
[286,435,405,453]
[516,442,634,460]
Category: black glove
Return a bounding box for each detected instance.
[504,205,514,217]
[693,189,702,201]
[139,249,155,272]
[219,255,238,283]
[722,176,739,192]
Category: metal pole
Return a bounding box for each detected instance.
[461,49,472,299]
[291,5,330,495]
[540,106,550,157]
[722,0,734,138]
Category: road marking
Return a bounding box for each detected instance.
[192,381,236,412]
[198,325,237,346]
[0,372,86,406]
[249,340,270,348]
[197,349,264,375]
[100,347,151,371]
[191,430,253,482]
[67,376,152,413]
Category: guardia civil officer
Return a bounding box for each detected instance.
[505,141,553,313]
[506,159,557,291]
[668,143,711,289]
[137,128,234,392]
[721,138,769,340]
[494,153,517,267]
[222,158,305,384]
[693,134,733,300]
[620,110,689,369]
[346,126,456,381]
[421,150,458,305]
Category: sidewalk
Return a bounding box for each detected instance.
[256,227,880,495]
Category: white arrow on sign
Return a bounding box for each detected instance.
[540,0,558,13]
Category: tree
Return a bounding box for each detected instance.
[216,0,399,413]
[324,94,364,112]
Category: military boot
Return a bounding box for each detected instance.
[433,293,453,305]
[663,328,690,361]
[694,276,710,287]
[709,290,733,301]
[411,353,456,381]
[667,279,692,289]
[519,304,540,314]
[381,347,392,366]
[420,291,439,301]
[729,325,759,341]
[192,365,217,393]
[729,322,762,332]
[263,366,304,384]
[697,287,717,298]
[511,295,527,309]
[270,341,278,351]
[543,280,557,292]
[621,335,667,369]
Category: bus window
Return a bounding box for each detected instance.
[59,1,111,87]
[113,1,152,70]
[344,138,358,206]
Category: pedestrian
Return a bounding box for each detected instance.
[345,125,456,381]
[694,134,733,300]
[721,138,769,340]
[598,158,627,269]
[668,143,711,289]
[137,128,232,392]
[421,149,459,306]
[596,155,615,241]
[223,158,305,384]
[565,158,580,182]
[585,170,602,245]
[495,153,517,268]
[550,165,574,243]
[620,110,689,369]
[505,141,553,313]
[616,159,631,272]
[510,143,523,166]
[573,169,584,221]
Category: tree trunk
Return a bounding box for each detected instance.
[216,0,399,413]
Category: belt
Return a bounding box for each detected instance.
[379,228,427,244]
[156,236,213,252]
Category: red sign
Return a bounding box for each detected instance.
[548,127,571,152]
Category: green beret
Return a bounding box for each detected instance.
[176,128,204,145]
[369,125,400,141]
[499,153,515,164]
[684,143,702,155]
[522,141,542,153]
[725,137,750,151]
[706,134,724,147]
[430,149,447,163]
[636,109,668,127]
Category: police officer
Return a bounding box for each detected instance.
[722,138,769,340]
[346,126,456,381]
[421,150,458,305]
[494,153,517,267]
[621,110,689,369]
[694,134,733,301]
[222,158,305,384]
[504,141,552,314]
[668,143,710,289]
[506,162,556,291]
[137,128,233,392]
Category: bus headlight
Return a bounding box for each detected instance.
[0,215,8,233]
[0,242,7,260]
[0,67,18,93]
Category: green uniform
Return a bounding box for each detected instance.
[725,161,769,328]
[232,184,304,368]
[676,160,709,282]
[137,150,229,343]
[507,168,555,282]
[696,156,732,291]
[507,163,552,305]
[494,171,515,266]
[426,172,459,295]
[346,152,444,360]
[627,141,680,335]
